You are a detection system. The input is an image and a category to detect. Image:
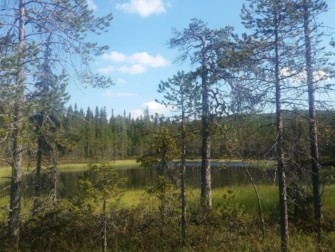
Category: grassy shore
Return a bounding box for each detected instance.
[1,160,334,251]
[1,184,334,251]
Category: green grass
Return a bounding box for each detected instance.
[1,180,334,251]
[2,159,274,176]
[323,184,335,220]
[212,185,279,216]
[58,159,139,172]
[118,189,147,208]
[0,160,140,176]
[1,160,334,222]
[0,166,11,179]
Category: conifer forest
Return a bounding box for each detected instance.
[1,0,335,251]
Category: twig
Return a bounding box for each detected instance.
[237,152,265,239]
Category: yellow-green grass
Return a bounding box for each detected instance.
[323,184,335,220]
[58,159,139,172]
[0,160,140,178]
[183,185,278,217]
[0,166,11,178]
[118,189,147,208]
[1,184,334,222]
[118,184,334,219]
[2,159,275,176]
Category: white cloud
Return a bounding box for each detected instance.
[128,52,170,67]
[117,64,147,74]
[129,108,143,119]
[98,65,114,74]
[116,78,127,85]
[101,51,170,75]
[130,100,171,118]
[103,51,170,67]
[103,91,137,97]
[281,67,329,83]
[87,0,97,11]
[144,101,169,113]
[102,51,126,62]
[116,0,167,17]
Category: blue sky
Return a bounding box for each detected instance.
[67,0,334,118]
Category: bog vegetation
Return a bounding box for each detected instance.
[1,0,335,251]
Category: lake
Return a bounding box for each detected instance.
[2,161,330,198]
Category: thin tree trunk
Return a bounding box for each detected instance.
[200,38,211,214]
[33,113,44,211]
[181,103,187,243]
[274,2,289,250]
[303,0,322,240]
[33,134,43,211]
[102,190,107,252]
[7,0,25,249]
[238,153,265,239]
[51,150,58,205]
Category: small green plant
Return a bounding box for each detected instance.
[79,161,126,252]
[146,176,179,237]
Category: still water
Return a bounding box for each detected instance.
[1,163,277,198]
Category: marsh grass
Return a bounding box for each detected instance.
[0,183,334,251]
[58,159,139,172]
[2,158,272,175]
[0,161,334,251]
[0,166,11,179]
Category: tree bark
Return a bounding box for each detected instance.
[181,99,187,243]
[7,0,25,249]
[102,190,107,252]
[274,2,289,251]
[33,113,44,211]
[238,153,265,239]
[51,150,58,205]
[303,0,322,239]
[200,38,212,214]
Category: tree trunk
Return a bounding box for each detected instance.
[51,150,58,205]
[181,103,187,243]
[200,40,212,214]
[238,153,265,239]
[303,0,322,239]
[274,2,289,251]
[33,113,44,211]
[7,0,25,249]
[102,190,107,252]
[33,134,43,210]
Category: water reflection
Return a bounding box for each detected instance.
[0,163,281,198]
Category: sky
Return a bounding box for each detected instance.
[67,0,335,118]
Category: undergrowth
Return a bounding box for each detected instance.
[0,185,334,251]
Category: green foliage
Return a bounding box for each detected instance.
[137,127,179,169]
[146,176,179,237]
[157,71,200,118]
[79,162,126,205]
[0,184,334,251]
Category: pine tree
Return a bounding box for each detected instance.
[169,19,226,213]
[31,34,70,210]
[0,0,113,247]
[294,0,331,239]
[157,71,199,241]
[241,0,298,250]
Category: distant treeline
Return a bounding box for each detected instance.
[23,104,335,164]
